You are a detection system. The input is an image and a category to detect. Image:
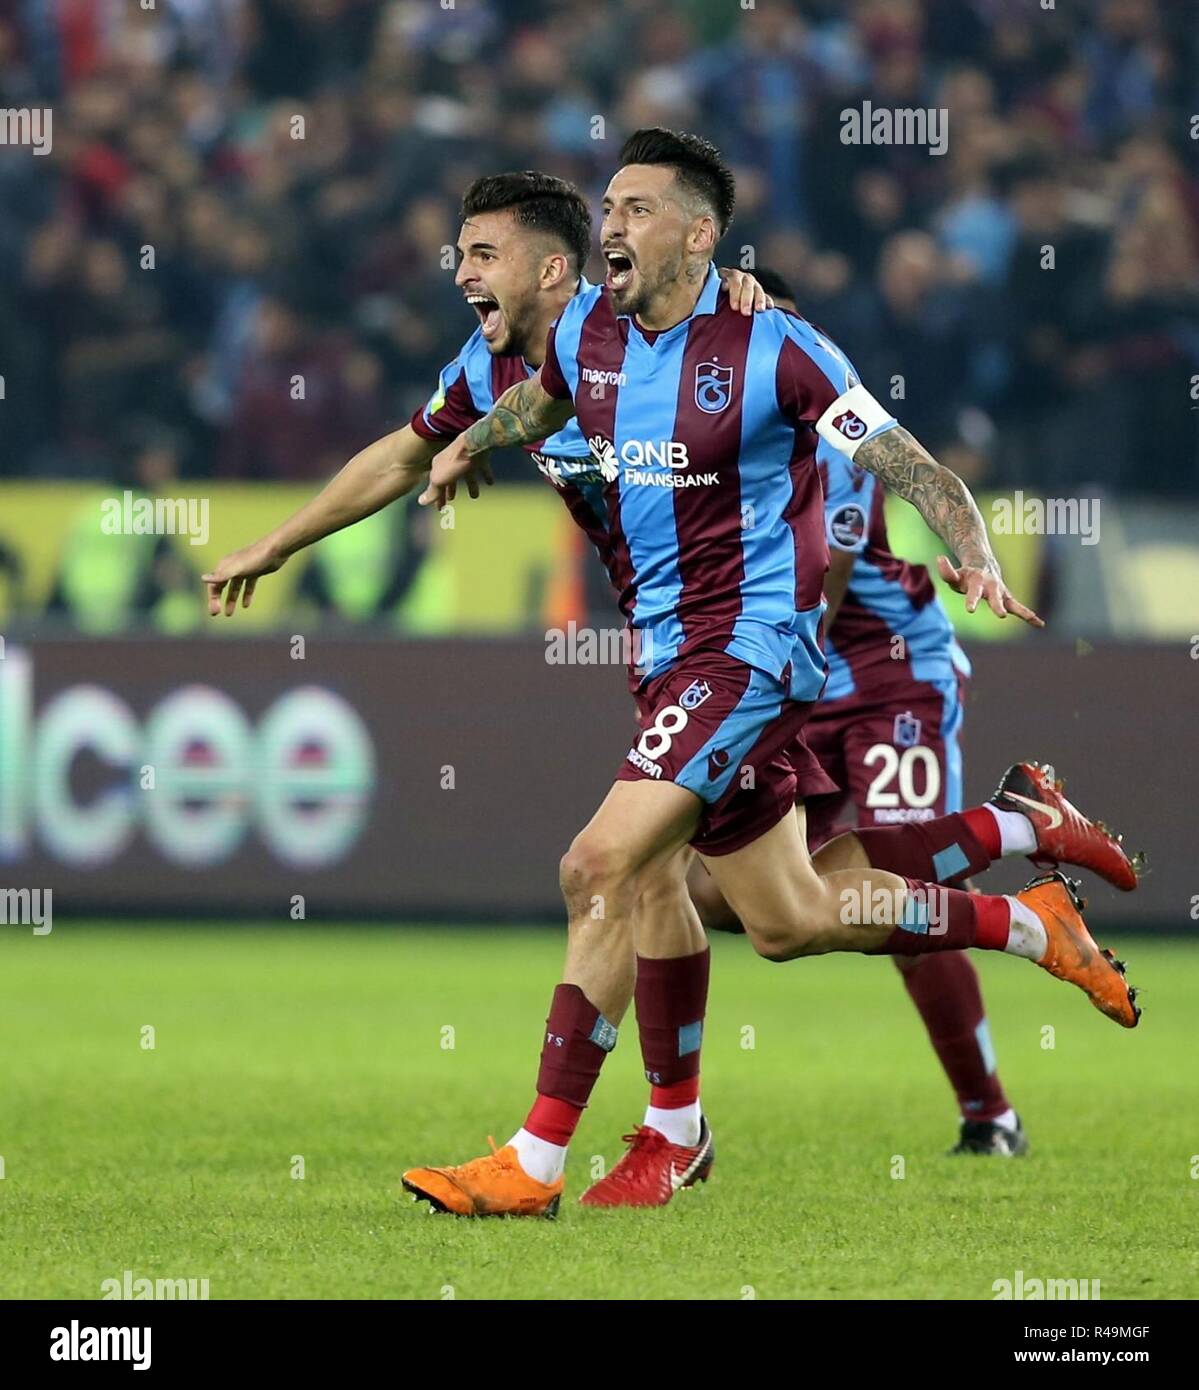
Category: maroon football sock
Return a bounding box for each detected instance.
[526,983,618,1144]
[875,879,1011,955]
[635,948,709,1092]
[896,952,1010,1122]
[650,1075,700,1109]
[854,812,996,887]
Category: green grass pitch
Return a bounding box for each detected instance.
[1,924,1195,1300]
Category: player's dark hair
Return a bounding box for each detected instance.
[617,127,736,236]
[460,171,592,274]
[752,267,795,303]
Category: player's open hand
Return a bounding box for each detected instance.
[418,439,493,509]
[202,538,287,617]
[717,267,774,316]
[937,555,1045,628]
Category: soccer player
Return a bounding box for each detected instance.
[404,129,1140,1217]
[201,171,772,615]
[682,269,1033,1157]
[198,170,775,1200]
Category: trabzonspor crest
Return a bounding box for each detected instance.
[832,410,868,441]
[695,359,734,414]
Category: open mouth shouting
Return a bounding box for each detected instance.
[604,246,635,293]
[465,291,505,343]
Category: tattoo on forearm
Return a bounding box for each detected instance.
[854,426,997,572]
[461,377,572,455]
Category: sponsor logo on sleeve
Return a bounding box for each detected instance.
[828,502,867,550]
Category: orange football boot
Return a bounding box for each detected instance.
[1018,872,1141,1028]
[402,1138,564,1218]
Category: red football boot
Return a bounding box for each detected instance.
[579,1119,715,1208]
[991,762,1143,892]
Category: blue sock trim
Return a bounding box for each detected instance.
[933,843,971,882]
[975,1018,998,1076]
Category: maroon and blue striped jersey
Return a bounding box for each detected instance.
[409,293,622,593]
[539,267,898,695]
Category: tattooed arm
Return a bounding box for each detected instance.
[418,370,575,509]
[854,425,1044,627]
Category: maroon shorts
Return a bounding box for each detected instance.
[617,650,838,856]
[802,673,967,851]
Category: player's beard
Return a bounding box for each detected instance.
[488,294,538,358]
[616,249,683,321]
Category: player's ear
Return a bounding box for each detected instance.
[541,252,570,291]
[689,215,717,258]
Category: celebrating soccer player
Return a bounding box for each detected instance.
[403,129,1141,1217]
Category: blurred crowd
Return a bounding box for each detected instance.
[1,0,1197,497]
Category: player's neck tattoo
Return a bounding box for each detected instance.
[635,259,710,332]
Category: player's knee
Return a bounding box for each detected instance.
[742,920,816,962]
[559,833,636,917]
[748,929,797,962]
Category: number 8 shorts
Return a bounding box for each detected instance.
[616,650,839,856]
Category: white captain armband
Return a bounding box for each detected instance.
[814,384,897,460]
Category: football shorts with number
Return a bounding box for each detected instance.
[616,649,838,855]
[802,672,966,850]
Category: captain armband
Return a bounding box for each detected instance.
[814,385,897,461]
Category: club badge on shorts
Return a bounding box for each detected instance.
[679,679,713,710]
[893,711,922,747]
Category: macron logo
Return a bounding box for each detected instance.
[581,367,626,388]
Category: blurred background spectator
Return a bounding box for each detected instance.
[0,0,1196,623]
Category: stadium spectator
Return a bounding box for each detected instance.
[0,0,1194,505]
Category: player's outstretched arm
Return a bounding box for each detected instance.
[419,370,575,509]
[203,424,438,617]
[853,426,1045,627]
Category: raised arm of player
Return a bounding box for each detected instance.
[418,369,575,509]
[852,426,1044,627]
[203,424,438,617]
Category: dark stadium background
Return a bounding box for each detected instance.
[0,0,1196,928]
